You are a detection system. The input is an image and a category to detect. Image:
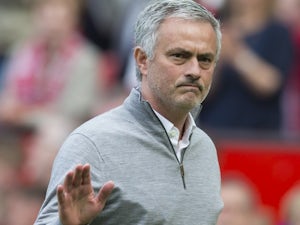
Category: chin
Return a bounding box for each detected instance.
[185,96,202,106]
[177,100,199,111]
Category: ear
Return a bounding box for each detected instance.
[134,47,148,77]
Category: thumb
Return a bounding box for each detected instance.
[97,181,114,204]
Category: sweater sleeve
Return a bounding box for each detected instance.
[33,132,104,225]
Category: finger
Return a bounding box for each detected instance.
[64,171,74,193]
[96,181,114,204]
[82,164,91,185]
[57,184,65,205]
[73,165,84,187]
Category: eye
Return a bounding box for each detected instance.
[198,55,212,63]
[198,55,214,69]
[172,53,186,59]
[169,51,191,64]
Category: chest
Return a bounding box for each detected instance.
[94,139,223,225]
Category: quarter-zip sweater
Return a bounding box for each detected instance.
[34,88,223,225]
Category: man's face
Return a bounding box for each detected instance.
[139,18,217,115]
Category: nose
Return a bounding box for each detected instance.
[185,57,201,81]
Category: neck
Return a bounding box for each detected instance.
[140,84,190,134]
[152,103,189,136]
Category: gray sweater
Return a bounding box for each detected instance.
[34,88,223,225]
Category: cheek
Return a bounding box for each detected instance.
[200,71,214,101]
[150,63,179,85]
[202,70,214,87]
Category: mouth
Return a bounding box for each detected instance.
[177,83,203,92]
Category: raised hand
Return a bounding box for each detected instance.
[57,164,114,225]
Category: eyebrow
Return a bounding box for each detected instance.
[198,53,215,59]
[167,48,215,59]
[166,48,190,55]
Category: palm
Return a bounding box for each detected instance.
[57,164,114,225]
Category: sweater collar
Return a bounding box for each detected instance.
[124,87,202,125]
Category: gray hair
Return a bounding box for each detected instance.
[134,0,222,81]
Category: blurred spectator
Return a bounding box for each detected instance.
[0,0,105,125]
[217,174,275,225]
[2,187,44,225]
[0,1,31,91]
[81,0,135,85]
[197,0,294,133]
[0,130,40,225]
[81,0,133,51]
[85,0,157,111]
[275,0,300,136]
[279,182,300,225]
[0,137,21,189]
[0,0,106,187]
[19,114,74,187]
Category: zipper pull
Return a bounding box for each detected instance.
[180,163,186,189]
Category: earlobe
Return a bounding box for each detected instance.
[134,47,148,76]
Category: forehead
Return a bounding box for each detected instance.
[155,17,217,52]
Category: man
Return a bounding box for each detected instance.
[34,0,223,224]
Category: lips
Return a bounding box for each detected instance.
[177,83,203,92]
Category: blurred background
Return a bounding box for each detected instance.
[0,0,299,224]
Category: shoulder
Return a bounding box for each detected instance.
[192,127,217,149]
[71,105,134,138]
